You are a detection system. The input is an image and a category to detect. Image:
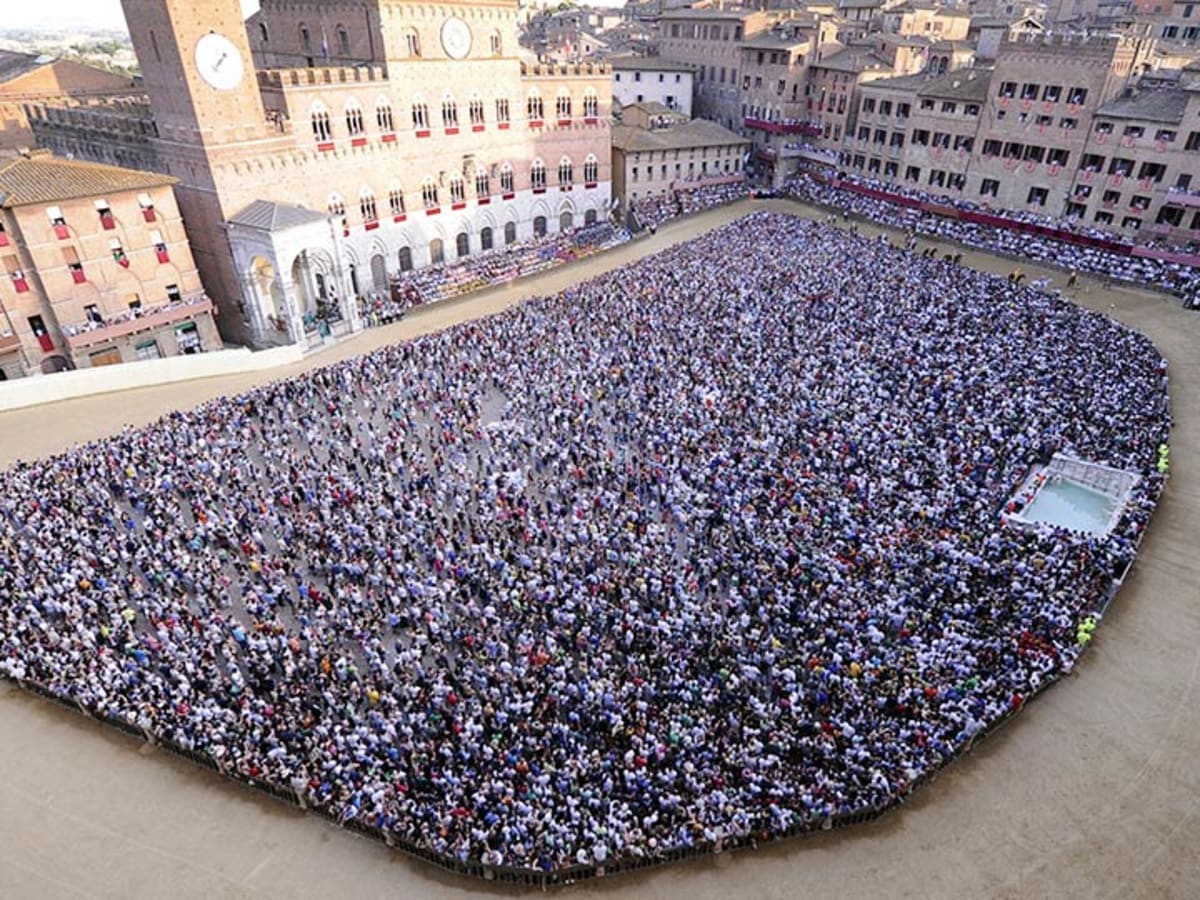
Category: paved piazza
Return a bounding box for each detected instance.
[1,200,1198,900]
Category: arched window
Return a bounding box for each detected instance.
[469,96,485,126]
[389,186,405,217]
[495,97,510,125]
[560,211,573,231]
[527,90,544,122]
[412,100,429,130]
[584,208,598,225]
[504,221,517,244]
[359,188,377,224]
[421,178,439,208]
[475,170,490,198]
[558,156,573,187]
[500,162,514,193]
[533,215,547,237]
[481,226,494,250]
[345,100,364,137]
[490,31,502,55]
[584,154,598,185]
[449,175,465,204]
[376,99,394,133]
[300,25,312,53]
[430,238,444,264]
[398,246,413,271]
[442,96,459,129]
[456,232,470,257]
[583,89,599,119]
[336,25,350,57]
[259,22,269,45]
[311,103,332,141]
[556,93,572,121]
[531,159,547,190]
[405,30,421,58]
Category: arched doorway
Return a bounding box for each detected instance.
[430,238,445,265]
[249,255,284,321]
[456,231,470,257]
[398,246,413,271]
[370,254,388,293]
[504,221,517,244]
[480,227,493,251]
[533,216,547,237]
[559,211,573,231]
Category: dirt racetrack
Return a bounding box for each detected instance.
[0,200,1197,900]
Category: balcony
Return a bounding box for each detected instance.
[1165,187,1200,208]
[743,117,821,137]
[0,332,21,355]
[63,295,213,351]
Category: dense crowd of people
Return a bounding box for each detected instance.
[784,172,1200,295]
[388,222,629,307]
[631,178,750,231]
[0,212,1170,873]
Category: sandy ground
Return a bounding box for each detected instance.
[1,200,1197,900]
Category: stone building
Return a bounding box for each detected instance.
[0,51,139,157]
[656,7,774,129]
[1067,84,1200,238]
[0,150,218,379]
[610,56,695,116]
[30,0,614,350]
[849,67,991,188]
[611,102,749,211]
[969,32,1152,212]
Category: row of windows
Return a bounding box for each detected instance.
[842,157,1200,230]
[630,145,741,163]
[1078,154,1167,181]
[615,71,685,84]
[285,23,503,59]
[311,93,600,142]
[27,194,160,236]
[1094,121,1179,143]
[978,141,1071,166]
[997,82,1088,105]
[863,96,981,118]
[328,158,602,222]
[629,157,742,182]
[666,22,744,41]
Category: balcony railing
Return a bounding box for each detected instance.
[743,117,821,137]
[63,295,213,350]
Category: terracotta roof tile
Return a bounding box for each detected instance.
[0,152,177,207]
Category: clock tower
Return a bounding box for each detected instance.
[121,0,267,147]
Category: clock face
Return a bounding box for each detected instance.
[194,32,245,91]
[441,18,472,60]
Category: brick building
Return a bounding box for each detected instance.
[0,50,140,158]
[611,102,749,211]
[0,150,218,379]
[30,0,614,350]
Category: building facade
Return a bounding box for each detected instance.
[0,51,140,157]
[611,57,695,116]
[30,0,614,351]
[611,103,749,210]
[657,8,774,129]
[0,150,218,379]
